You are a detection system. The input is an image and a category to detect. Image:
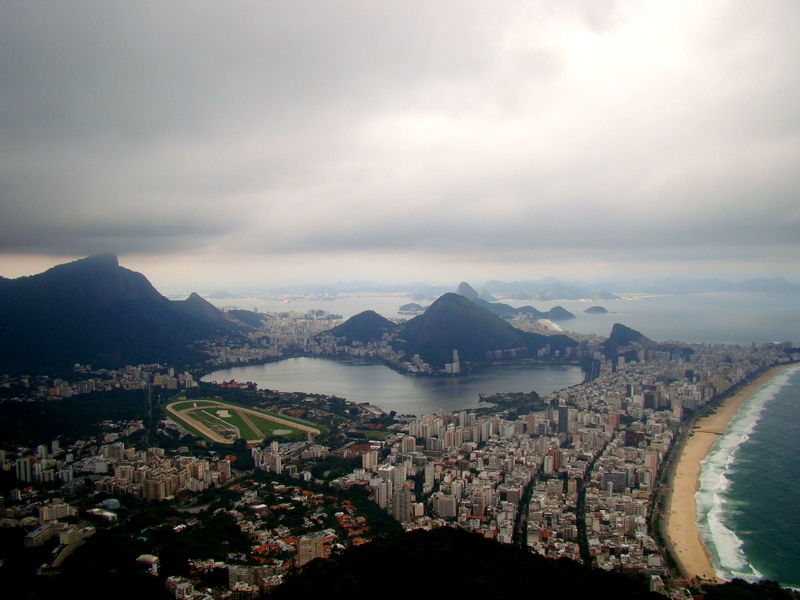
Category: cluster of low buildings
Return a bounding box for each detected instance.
[0,493,96,576]
[202,309,343,368]
[305,332,592,375]
[93,444,233,500]
[161,480,374,599]
[304,332,418,371]
[0,364,197,400]
[5,430,234,501]
[4,420,145,487]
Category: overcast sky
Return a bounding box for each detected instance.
[2,1,799,290]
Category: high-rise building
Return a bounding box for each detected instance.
[296,532,326,567]
[39,501,74,522]
[15,457,32,483]
[143,479,167,501]
[480,420,493,442]
[371,478,391,509]
[423,462,435,490]
[392,490,414,523]
[391,463,407,490]
[433,493,457,518]
[400,436,416,453]
[216,459,231,482]
[362,450,378,471]
[558,406,570,434]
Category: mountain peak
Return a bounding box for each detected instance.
[455,282,480,301]
[41,253,120,276]
[434,291,471,306]
[82,253,119,268]
[602,323,656,358]
[320,310,397,343]
[179,291,222,313]
[397,293,576,366]
[172,292,239,332]
[22,254,162,307]
[607,323,652,344]
[186,291,209,303]
[0,256,221,371]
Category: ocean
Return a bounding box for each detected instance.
[697,363,800,587]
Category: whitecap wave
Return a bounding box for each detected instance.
[697,364,800,582]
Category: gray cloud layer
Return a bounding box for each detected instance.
[2,1,799,279]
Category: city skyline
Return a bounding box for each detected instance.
[2,2,800,289]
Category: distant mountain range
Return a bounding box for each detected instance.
[6,255,790,375]
[482,278,618,301]
[455,282,576,321]
[0,255,263,373]
[198,275,799,301]
[319,292,577,368]
[397,293,577,366]
[593,276,800,295]
[402,282,578,322]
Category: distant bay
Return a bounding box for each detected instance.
[209,292,800,346]
[202,357,584,415]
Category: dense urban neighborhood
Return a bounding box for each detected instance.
[1,299,795,600]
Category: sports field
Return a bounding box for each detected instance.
[166,399,321,445]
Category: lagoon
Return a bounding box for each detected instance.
[202,357,584,415]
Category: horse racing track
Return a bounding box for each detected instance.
[166,399,321,445]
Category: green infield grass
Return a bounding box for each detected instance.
[169,399,218,411]
[166,398,323,444]
[246,413,306,440]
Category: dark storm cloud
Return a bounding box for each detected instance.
[1,1,799,276]
[1,1,526,255]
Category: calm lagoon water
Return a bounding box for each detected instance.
[203,357,584,415]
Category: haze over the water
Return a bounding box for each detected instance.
[1,2,799,288]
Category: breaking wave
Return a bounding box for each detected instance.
[696,364,800,582]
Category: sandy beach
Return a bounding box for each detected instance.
[665,364,794,583]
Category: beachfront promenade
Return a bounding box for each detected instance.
[324,341,794,595]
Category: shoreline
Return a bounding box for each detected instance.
[665,363,795,584]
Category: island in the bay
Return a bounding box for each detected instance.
[585,305,609,314]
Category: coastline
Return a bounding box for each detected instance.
[665,363,794,583]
